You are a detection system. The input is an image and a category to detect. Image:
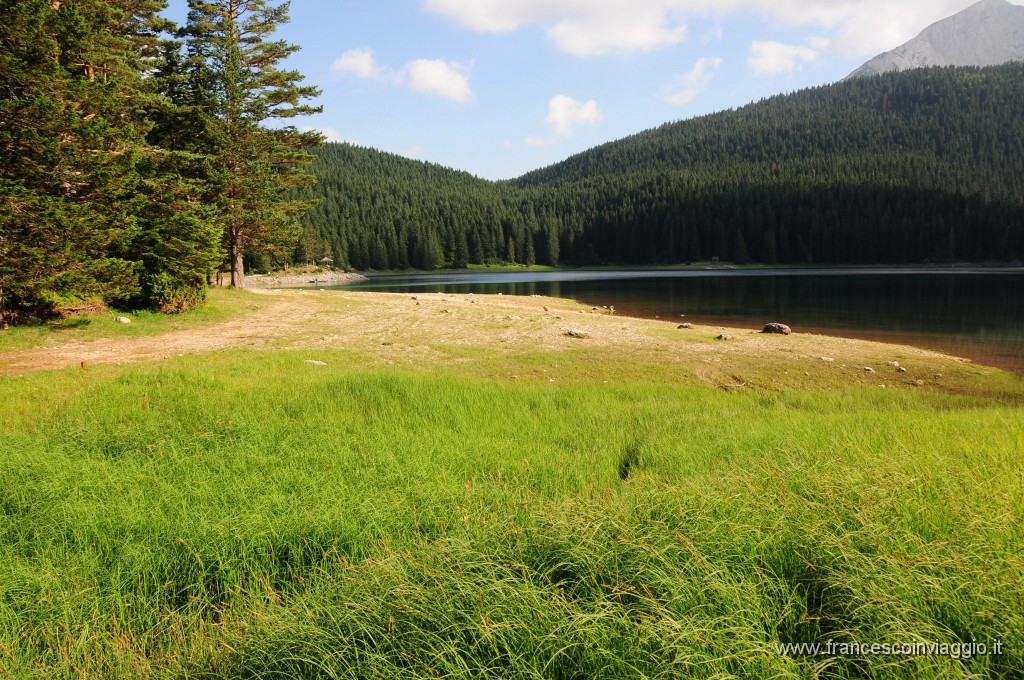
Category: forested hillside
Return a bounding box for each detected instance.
[296,145,557,271]
[302,64,1024,270]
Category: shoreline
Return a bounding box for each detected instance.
[1,288,1008,387]
[244,271,369,288]
[350,264,1024,279]
[287,268,1024,375]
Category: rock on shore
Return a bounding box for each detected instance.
[762,323,792,335]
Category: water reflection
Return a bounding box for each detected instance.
[322,269,1024,373]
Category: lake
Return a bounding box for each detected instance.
[321,268,1024,374]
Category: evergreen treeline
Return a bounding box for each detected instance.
[301,64,1024,270]
[0,0,320,320]
[297,145,562,271]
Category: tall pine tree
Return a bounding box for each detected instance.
[181,0,322,288]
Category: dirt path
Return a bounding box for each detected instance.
[0,291,326,374]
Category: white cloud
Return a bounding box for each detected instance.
[401,59,475,104]
[524,95,604,147]
[547,6,687,56]
[664,56,721,107]
[823,2,969,57]
[331,49,476,104]
[748,40,819,77]
[423,0,1015,59]
[331,48,383,79]
[424,0,687,56]
[545,95,603,136]
[501,139,514,149]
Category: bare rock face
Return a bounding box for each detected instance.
[847,0,1024,79]
[762,323,791,335]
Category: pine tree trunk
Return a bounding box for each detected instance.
[231,245,245,288]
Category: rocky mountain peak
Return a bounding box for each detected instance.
[847,0,1024,78]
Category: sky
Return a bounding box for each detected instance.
[163,0,1021,180]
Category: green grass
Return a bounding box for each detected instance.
[0,348,1022,677]
[0,288,256,353]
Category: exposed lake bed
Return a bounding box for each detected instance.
[324,266,1024,373]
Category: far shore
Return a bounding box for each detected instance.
[283,263,1024,283]
[243,270,369,288]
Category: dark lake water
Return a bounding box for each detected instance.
[322,268,1024,374]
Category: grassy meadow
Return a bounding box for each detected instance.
[0,288,255,354]
[0,289,1022,678]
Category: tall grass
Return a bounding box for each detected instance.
[0,350,1021,677]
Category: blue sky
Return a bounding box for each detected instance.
[163,0,1016,180]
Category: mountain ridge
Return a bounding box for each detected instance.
[847,0,1024,78]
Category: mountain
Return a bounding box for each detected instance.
[300,65,1024,270]
[847,0,1024,78]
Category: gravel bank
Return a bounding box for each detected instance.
[245,271,368,288]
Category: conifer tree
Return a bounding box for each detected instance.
[182,0,322,288]
[0,0,174,316]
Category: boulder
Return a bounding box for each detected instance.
[762,322,791,335]
[864,367,875,373]
[717,333,731,340]
[116,316,132,324]
[678,323,691,329]
[565,329,591,339]
[304,360,327,366]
